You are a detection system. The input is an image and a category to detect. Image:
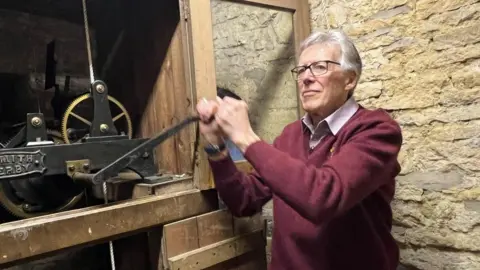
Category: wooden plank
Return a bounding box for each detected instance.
[154,177,195,196]
[162,209,234,261]
[132,175,194,199]
[163,216,199,258]
[197,210,234,247]
[204,250,268,270]
[161,215,200,270]
[226,0,298,10]
[168,230,265,270]
[170,5,196,175]
[187,0,219,190]
[130,0,193,175]
[0,189,217,268]
[292,0,311,118]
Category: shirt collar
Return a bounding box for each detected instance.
[301,96,359,136]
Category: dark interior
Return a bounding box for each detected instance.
[0,0,181,141]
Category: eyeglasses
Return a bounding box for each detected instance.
[291,60,340,81]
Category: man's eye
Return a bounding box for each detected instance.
[312,64,327,71]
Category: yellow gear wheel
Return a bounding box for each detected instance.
[61,93,133,144]
[0,130,84,219]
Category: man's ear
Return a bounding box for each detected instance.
[344,71,358,92]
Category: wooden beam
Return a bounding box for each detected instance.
[186,0,219,190]
[132,175,195,199]
[224,0,298,10]
[130,0,194,175]
[292,0,311,117]
[162,209,266,269]
[0,189,217,268]
[168,230,265,270]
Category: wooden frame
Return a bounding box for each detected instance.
[163,209,266,269]
[0,186,218,268]
[188,0,311,190]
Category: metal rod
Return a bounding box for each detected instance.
[91,116,202,185]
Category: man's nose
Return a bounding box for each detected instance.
[301,73,315,85]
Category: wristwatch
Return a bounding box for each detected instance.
[204,143,227,156]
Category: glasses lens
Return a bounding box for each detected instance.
[310,62,327,76]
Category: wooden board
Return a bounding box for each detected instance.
[187,0,220,190]
[0,189,217,268]
[132,175,195,199]
[162,209,266,270]
[168,230,265,270]
[226,0,298,10]
[131,0,194,175]
[189,0,312,190]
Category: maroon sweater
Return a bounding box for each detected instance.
[209,106,403,270]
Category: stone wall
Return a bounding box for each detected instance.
[211,0,298,142]
[311,0,480,269]
[212,0,480,269]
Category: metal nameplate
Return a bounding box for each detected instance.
[0,150,46,179]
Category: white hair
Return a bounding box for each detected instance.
[299,29,363,92]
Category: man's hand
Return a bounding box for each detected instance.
[216,97,260,153]
[196,98,224,146]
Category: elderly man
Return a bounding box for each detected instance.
[197,29,403,270]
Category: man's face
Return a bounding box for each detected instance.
[296,43,356,117]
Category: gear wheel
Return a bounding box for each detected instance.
[0,129,85,219]
[61,93,133,144]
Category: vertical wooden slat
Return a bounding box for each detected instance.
[171,9,195,174]
[292,0,312,118]
[186,0,219,190]
[162,217,200,259]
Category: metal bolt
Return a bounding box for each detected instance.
[83,163,89,170]
[142,152,149,159]
[96,84,105,93]
[31,117,42,127]
[100,124,109,133]
[68,165,75,171]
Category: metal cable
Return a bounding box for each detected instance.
[82,0,95,83]
[81,0,115,269]
[103,182,116,270]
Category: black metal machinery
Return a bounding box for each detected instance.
[0,78,201,218]
[0,1,206,269]
[0,0,206,222]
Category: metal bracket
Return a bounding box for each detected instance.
[90,80,118,138]
[66,159,91,178]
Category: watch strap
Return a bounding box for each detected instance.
[204,143,227,155]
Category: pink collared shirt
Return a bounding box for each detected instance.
[301,96,359,149]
